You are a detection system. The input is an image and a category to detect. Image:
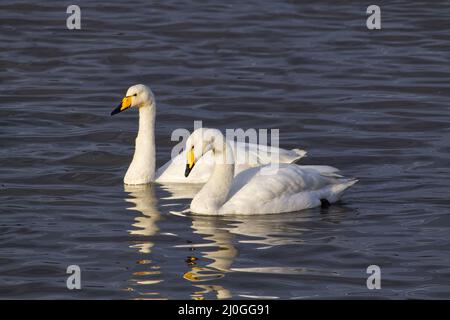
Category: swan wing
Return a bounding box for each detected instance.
[220,164,357,215]
[229,141,306,174]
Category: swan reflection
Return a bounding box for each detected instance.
[124,184,164,299]
[159,182,203,200]
[182,215,237,300]
[124,182,203,299]
[180,212,328,299]
[124,182,348,299]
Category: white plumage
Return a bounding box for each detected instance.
[185,128,357,215]
[111,84,306,185]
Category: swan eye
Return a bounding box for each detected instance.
[133,93,137,96]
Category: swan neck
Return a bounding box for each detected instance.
[191,140,234,214]
[124,102,156,184]
[137,103,155,139]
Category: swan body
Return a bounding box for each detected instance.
[111,84,307,185]
[184,128,357,215]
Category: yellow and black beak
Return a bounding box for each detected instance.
[111,96,133,116]
[185,148,195,177]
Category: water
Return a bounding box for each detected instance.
[1,0,450,299]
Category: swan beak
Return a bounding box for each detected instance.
[185,164,193,177]
[185,149,195,177]
[111,96,133,116]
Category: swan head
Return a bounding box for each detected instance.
[111,84,155,116]
[184,128,226,177]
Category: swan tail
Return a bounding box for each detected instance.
[302,165,340,176]
[319,171,343,178]
[290,148,307,163]
[327,178,358,202]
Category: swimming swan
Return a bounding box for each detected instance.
[111,84,306,185]
[184,128,358,215]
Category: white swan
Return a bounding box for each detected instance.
[111,84,307,185]
[184,128,358,215]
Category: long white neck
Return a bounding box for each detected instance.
[124,102,156,184]
[190,138,235,214]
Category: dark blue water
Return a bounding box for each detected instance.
[1,0,450,299]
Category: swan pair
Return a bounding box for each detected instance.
[111,84,306,185]
[111,84,357,215]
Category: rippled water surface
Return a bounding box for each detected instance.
[1,0,450,299]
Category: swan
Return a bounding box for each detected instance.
[184,128,358,215]
[111,84,307,185]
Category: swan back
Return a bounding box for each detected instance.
[219,164,357,215]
